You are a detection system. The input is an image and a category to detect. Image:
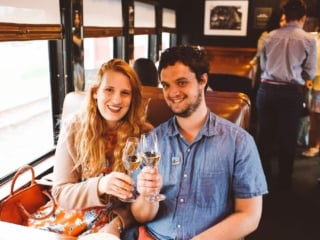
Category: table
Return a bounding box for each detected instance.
[0,220,77,240]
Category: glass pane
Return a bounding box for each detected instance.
[134,35,148,60]
[161,32,170,51]
[162,8,176,28]
[0,0,60,24]
[83,0,123,27]
[0,41,54,179]
[83,37,114,89]
[134,2,155,28]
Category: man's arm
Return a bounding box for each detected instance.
[302,39,318,80]
[191,196,263,240]
[130,166,161,223]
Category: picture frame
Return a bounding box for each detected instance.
[204,0,249,36]
[253,7,273,29]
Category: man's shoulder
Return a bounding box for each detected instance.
[154,117,174,132]
[211,113,247,131]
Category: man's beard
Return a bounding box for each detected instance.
[172,88,202,118]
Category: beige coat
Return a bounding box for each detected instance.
[52,123,134,228]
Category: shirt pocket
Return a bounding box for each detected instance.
[195,169,227,208]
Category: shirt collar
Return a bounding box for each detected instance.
[285,22,303,29]
[166,109,218,138]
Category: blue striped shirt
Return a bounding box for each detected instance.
[261,22,317,85]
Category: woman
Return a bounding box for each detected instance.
[51,58,153,237]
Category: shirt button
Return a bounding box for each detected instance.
[177,224,181,228]
[183,173,187,178]
[180,198,184,203]
[187,148,190,152]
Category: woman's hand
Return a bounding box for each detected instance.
[136,166,162,197]
[98,172,134,199]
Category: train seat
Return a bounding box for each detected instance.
[207,73,253,101]
[61,91,86,122]
[60,86,251,130]
[141,86,251,130]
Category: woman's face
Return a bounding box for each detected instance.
[94,70,132,128]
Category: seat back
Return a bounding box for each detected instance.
[60,87,251,130]
[141,86,251,130]
[61,91,86,122]
[141,86,173,127]
[205,90,251,130]
[208,73,253,101]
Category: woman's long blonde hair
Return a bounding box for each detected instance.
[70,58,151,176]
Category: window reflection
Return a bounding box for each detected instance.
[72,9,85,91]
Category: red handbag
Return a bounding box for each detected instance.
[0,165,55,225]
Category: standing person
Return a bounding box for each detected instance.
[302,30,320,157]
[256,0,317,190]
[72,10,85,91]
[252,11,286,138]
[256,11,286,59]
[301,78,320,157]
[124,45,268,240]
[51,59,153,237]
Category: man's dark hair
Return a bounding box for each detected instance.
[281,0,307,22]
[158,45,209,83]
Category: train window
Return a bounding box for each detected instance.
[0,40,54,180]
[162,8,176,29]
[134,35,149,59]
[162,32,171,51]
[162,8,177,51]
[83,0,123,27]
[83,37,114,89]
[134,2,155,28]
[0,1,60,24]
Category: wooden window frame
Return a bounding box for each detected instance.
[0,23,62,41]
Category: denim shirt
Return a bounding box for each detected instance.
[261,22,317,85]
[141,112,268,240]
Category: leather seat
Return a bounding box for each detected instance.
[60,86,251,131]
[207,73,253,101]
[141,86,251,130]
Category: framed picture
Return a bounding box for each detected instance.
[253,7,272,29]
[204,0,249,36]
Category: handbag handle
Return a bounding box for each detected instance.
[10,165,36,195]
[11,165,56,220]
[18,190,56,220]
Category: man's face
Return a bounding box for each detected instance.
[160,62,205,118]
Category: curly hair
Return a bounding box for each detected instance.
[70,58,152,176]
[158,45,209,83]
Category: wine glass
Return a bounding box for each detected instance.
[119,137,141,202]
[140,131,166,202]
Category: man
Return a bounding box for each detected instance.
[257,0,317,190]
[127,45,268,240]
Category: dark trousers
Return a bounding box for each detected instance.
[256,82,304,188]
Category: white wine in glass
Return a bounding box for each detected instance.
[120,137,141,202]
[140,132,166,202]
